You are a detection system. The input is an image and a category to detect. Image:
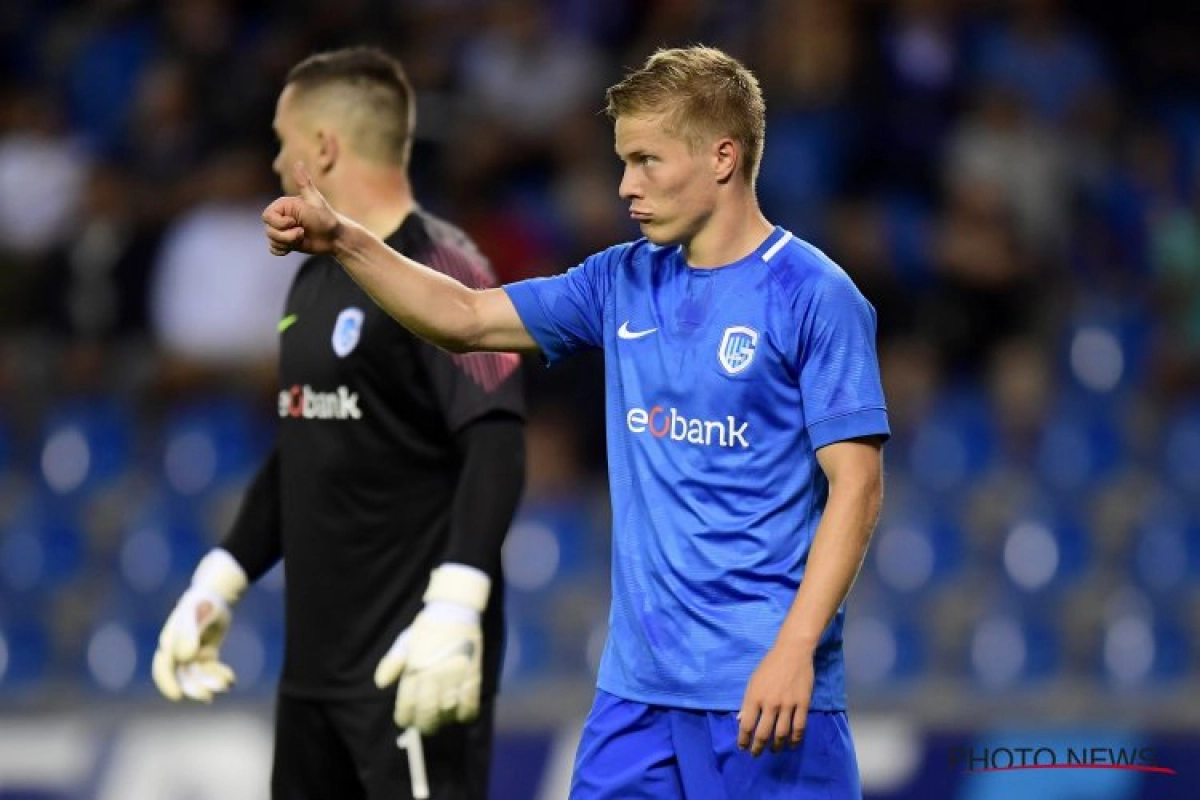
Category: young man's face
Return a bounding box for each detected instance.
[614,112,719,246]
[271,85,318,196]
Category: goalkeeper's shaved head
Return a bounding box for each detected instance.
[285,47,416,168]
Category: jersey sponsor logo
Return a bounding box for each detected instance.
[626,404,749,448]
[718,325,758,374]
[332,307,364,357]
[278,385,362,420]
[617,320,658,340]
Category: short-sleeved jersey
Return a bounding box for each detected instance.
[505,227,888,710]
[276,210,523,698]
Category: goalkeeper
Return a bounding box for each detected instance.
[151,47,525,800]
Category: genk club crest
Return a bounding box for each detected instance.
[332,307,365,357]
[718,326,758,375]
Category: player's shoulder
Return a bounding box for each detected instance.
[582,238,645,269]
[766,231,867,309]
[404,209,499,289]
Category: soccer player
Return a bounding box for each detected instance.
[152,47,526,800]
[263,46,887,799]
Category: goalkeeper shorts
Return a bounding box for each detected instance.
[569,689,861,799]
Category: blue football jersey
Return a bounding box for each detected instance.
[504,227,889,710]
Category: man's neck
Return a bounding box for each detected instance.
[682,198,775,269]
[325,169,415,241]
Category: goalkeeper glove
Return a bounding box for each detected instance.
[151,548,247,702]
[374,563,490,735]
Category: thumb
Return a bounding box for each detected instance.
[167,601,205,661]
[293,161,321,202]
[374,628,412,688]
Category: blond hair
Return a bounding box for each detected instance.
[605,46,766,183]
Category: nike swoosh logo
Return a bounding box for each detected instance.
[618,321,658,340]
[278,314,298,332]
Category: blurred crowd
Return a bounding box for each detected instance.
[2,0,1200,710]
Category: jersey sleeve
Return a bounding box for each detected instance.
[797,271,891,449]
[219,446,283,581]
[503,246,619,364]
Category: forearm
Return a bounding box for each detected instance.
[776,470,882,653]
[219,448,283,581]
[333,219,486,353]
[444,414,526,572]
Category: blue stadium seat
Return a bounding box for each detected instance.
[999,498,1090,596]
[117,498,209,596]
[500,615,551,687]
[0,411,12,476]
[0,616,50,691]
[503,496,600,593]
[1099,611,1190,689]
[844,609,925,689]
[757,108,848,236]
[1129,500,1200,599]
[969,610,1060,689]
[1033,399,1124,496]
[1162,403,1200,495]
[1060,305,1150,399]
[82,615,150,695]
[157,395,269,498]
[906,385,998,494]
[37,398,134,499]
[0,507,85,597]
[869,509,963,596]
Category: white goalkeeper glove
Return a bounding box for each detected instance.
[151,548,247,703]
[374,563,490,735]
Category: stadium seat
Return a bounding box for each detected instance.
[157,395,269,498]
[1060,304,1150,399]
[969,610,1060,690]
[36,398,134,499]
[0,411,12,476]
[0,507,85,597]
[82,616,148,695]
[501,615,551,687]
[869,487,964,595]
[1162,403,1200,495]
[906,385,998,494]
[844,608,925,689]
[1099,610,1190,689]
[999,497,1090,596]
[1129,500,1200,599]
[0,616,50,692]
[503,496,600,593]
[1033,399,1124,496]
[116,498,209,596]
[881,193,934,284]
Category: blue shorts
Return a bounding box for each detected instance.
[570,690,862,799]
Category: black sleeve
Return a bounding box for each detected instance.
[444,414,526,573]
[218,446,283,581]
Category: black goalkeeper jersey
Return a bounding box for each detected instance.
[223,209,524,699]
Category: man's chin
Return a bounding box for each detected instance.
[640,222,678,246]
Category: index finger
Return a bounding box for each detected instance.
[737,705,759,751]
[261,201,296,228]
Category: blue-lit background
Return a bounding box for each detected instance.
[0,0,1198,797]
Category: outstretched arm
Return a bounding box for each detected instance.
[262,162,536,354]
